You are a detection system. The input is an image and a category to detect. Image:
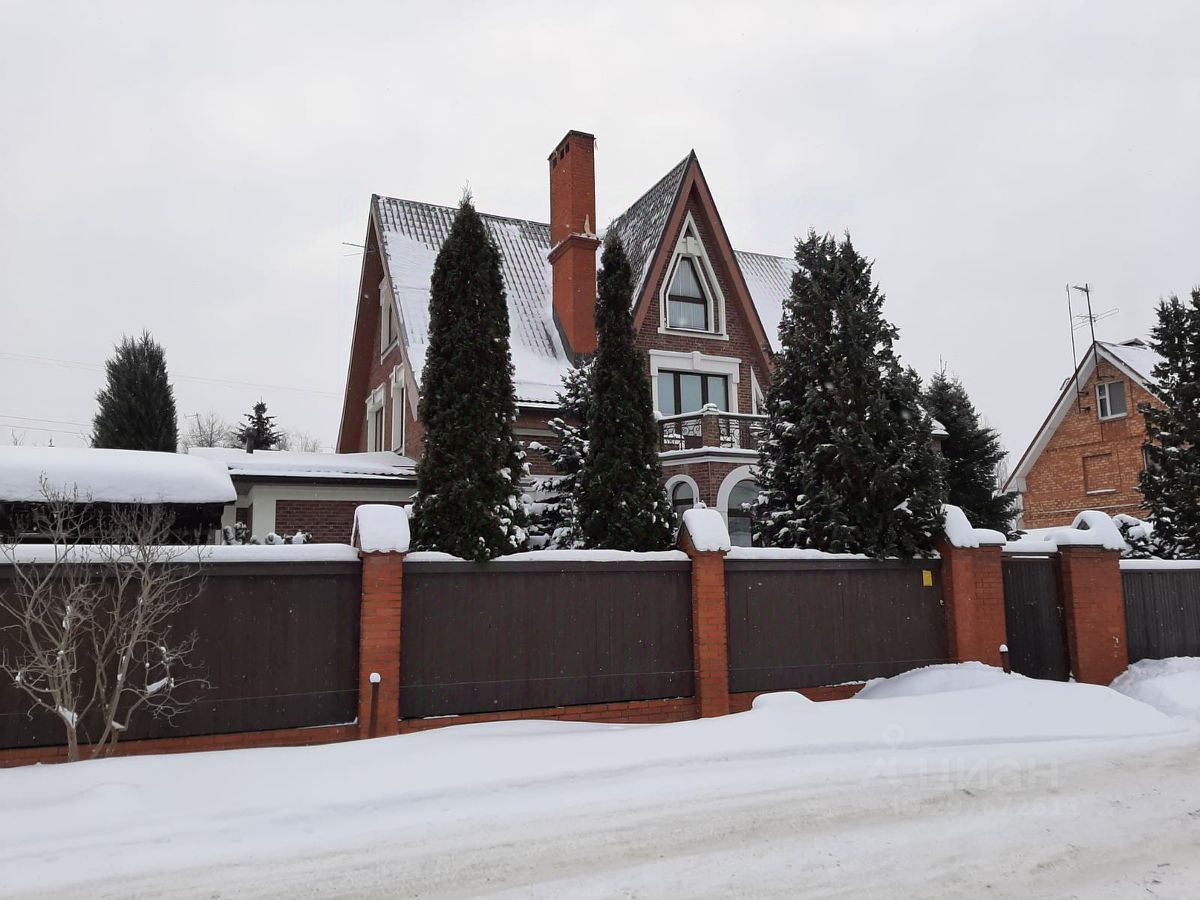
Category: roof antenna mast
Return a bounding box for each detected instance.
[1066,284,1083,412]
[1066,283,1119,412]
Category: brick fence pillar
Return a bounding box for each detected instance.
[1058,545,1127,684]
[937,538,1007,667]
[679,508,731,718]
[357,551,404,738]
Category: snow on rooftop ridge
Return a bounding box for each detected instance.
[942,504,1007,548]
[1098,339,1162,387]
[680,506,731,553]
[0,447,235,505]
[352,504,410,554]
[189,447,416,478]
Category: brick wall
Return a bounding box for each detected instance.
[1059,546,1128,684]
[1023,361,1159,528]
[275,499,403,545]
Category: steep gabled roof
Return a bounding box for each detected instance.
[1004,339,1163,492]
[373,196,570,405]
[365,156,797,408]
[606,154,691,299]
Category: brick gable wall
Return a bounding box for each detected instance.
[1022,359,1159,528]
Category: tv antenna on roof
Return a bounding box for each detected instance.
[1065,283,1118,413]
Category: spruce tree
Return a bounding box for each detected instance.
[754,231,945,557]
[529,360,591,549]
[92,331,179,452]
[411,194,526,560]
[577,233,675,550]
[1140,288,1200,558]
[923,368,1017,532]
[234,401,282,451]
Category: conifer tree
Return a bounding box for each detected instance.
[923,368,1017,532]
[92,331,179,452]
[411,194,526,559]
[754,231,945,557]
[529,360,591,548]
[234,401,282,451]
[1140,288,1200,558]
[577,233,675,550]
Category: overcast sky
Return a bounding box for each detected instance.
[2,1,1197,463]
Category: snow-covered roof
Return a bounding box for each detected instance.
[0,447,236,505]
[1005,338,1164,492]
[372,157,797,402]
[189,447,416,481]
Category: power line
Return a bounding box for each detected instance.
[0,413,91,428]
[0,351,342,400]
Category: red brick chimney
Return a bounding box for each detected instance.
[548,130,600,359]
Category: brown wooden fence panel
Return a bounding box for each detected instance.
[1123,567,1200,663]
[725,559,949,692]
[400,560,693,718]
[0,561,360,750]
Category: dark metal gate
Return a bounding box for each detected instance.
[1002,555,1070,681]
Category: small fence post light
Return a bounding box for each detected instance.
[999,644,1011,674]
[369,672,382,738]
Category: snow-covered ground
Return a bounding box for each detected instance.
[1112,657,1200,723]
[3,664,1199,899]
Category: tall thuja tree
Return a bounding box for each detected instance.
[1140,288,1200,558]
[578,233,675,550]
[234,401,282,451]
[411,194,526,559]
[92,331,179,451]
[923,368,1017,532]
[529,360,592,548]
[754,231,945,557]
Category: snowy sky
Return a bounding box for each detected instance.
[2,1,1197,463]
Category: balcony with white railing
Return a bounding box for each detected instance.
[657,404,766,456]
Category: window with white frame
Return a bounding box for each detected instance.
[1096,381,1127,420]
[380,280,398,355]
[365,385,387,452]
[661,216,724,336]
[726,479,758,547]
[657,370,729,415]
[390,370,406,453]
[670,481,696,516]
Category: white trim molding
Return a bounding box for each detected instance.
[389,366,407,453]
[657,212,729,341]
[649,349,742,415]
[716,465,759,521]
[365,384,387,453]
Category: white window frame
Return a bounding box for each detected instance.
[390,367,406,453]
[750,367,766,415]
[649,349,741,415]
[1096,381,1127,421]
[365,384,387,452]
[658,212,728,341]
[665,473,700,513]
[380,278,399,359]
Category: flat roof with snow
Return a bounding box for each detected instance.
[187,447,416,482]
[0,447,236,505]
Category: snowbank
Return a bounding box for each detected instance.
[1111,658,1200,722]
[0,543,360,565]
[0,665,1184,895]
[942,505,1006,548]
[352,504,410,553]
[680,507,731,552]
[856,662,1017,699]
[0,447,235,504]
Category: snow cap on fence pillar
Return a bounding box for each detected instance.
[679,505,731,554]
[352,504,410,554]
[942,504,1006,549]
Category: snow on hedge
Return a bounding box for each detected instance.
[941,504,1006,548]
[680,507,731,552]
[0,544,360,565]
[352,504,410,553]
[1111,657,1200,722]
[405,549,688,563]
[0,447,235,504]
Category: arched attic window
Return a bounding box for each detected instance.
[662,216,724,335]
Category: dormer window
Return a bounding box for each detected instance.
[1097,381,1127,420]
[667,258,709,331]
[659,214,726,338]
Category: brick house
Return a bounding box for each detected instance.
[1004,339,1163,529]
[336,130,798,545]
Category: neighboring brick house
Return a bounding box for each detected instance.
[189,447,414,544]
[1005,339,1163,529]
[337,130,797,544]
